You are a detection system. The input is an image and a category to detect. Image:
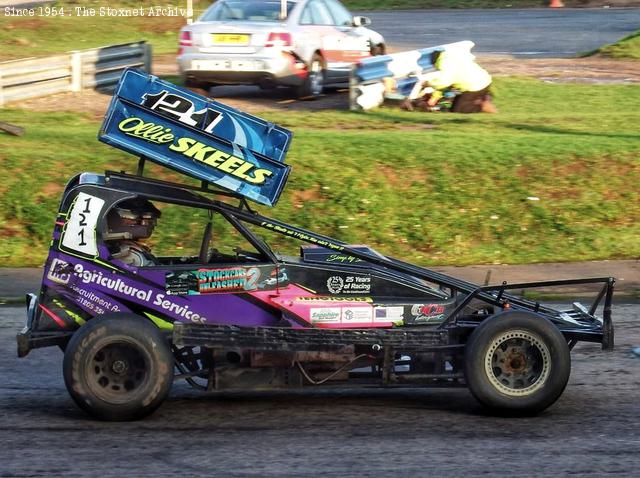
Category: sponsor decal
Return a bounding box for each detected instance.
[296,296,373,303]
[60,192,105,257]
[257,269,289,289]
[47,258,71,285]
[325,254,363,264]
[166,267,262,294]
[63,263,205,323]
[326,275,371,295]
[196,267,260,293]
[165,271,198,295]
[260,222,345,251]
[153,294,205,324]
[373,306,404,323]
[310,307,341,324]
[69,284,122,315]
[117,117,274,186]
[142,90,223,133]
[341,307,373,324]
[326,276,344,294]
[410,303,446,323]
[71,264,153,302]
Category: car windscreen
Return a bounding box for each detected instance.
[201,1,296,22]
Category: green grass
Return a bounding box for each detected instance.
[1,77,639,267]
[594,30,640,60]
[0,1,208,60]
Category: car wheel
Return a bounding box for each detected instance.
[296,53,324,100]
[183,77,213,92]
[464,311,570,415]
[63,314,174,421]
[371,43,386,56]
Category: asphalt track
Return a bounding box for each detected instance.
[204,7,640,100]
[1,303,639,476]
[363,8,640,57]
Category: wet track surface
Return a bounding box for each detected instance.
[364,8,640,57]
[1,304,639,476]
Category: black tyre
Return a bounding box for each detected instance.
[63,314,174,421]
[183,77,213,92]
[296,53,324,100]
[464,311,570,415]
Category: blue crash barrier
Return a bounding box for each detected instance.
[349,41,474,111]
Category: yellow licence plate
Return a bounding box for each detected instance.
[212,34,250,45]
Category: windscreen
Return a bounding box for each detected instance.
[201,1,295,22]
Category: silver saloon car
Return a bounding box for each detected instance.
[177,0,385,98]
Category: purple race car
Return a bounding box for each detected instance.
[17,71,615,421]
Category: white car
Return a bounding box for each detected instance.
[177,0,385,98]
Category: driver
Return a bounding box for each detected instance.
[103,199,160,267]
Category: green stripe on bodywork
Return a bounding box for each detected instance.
[93,259,119,271]
[53,299,86,325]
[144,312,174,330]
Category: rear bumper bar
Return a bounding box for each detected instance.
[17,293,72,357]
[440,277,615,350]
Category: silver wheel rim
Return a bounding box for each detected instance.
[309,60,323,96]
[86,338,151,404]
[484,329,551,397]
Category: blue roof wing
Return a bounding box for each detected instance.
[98,69,293,206]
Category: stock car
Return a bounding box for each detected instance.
[177,0,385,98]
[16,70,615,421]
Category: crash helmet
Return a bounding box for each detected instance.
[103,199,161,241]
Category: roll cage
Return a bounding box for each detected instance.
[70,165,613,350]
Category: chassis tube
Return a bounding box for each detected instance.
[212,201,613,325]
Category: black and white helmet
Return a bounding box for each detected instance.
[103,199,160,241]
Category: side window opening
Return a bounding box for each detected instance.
[324,0,353,27]
[101,199,269,268]
[300,0,334,26]
[102,198,161,268]
[299,4,313,24]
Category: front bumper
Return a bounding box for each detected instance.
[17,293,72,357]
[177,51,306,87]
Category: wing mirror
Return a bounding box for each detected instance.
[352,16,371,27]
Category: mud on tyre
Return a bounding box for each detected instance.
[63,314,174,421]
[464,311,571,415]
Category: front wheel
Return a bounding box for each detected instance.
[296,54,324,100]
[464,311,570,415]
[63,314,174,421]
[183,76,214,93]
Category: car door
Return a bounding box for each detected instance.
[298,0,368,82]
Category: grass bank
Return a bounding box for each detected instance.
[0,1,197,60]
[1,77,639,267]
[592,30,640,60]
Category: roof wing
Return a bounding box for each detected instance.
[98,69,293,206]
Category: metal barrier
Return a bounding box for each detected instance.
[349,40,473,111]
[0,41,152,107]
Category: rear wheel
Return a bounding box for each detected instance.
[464,311,570,415]
[296,53,324,100]
[63,314,174,421]
[183,77,214,93]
